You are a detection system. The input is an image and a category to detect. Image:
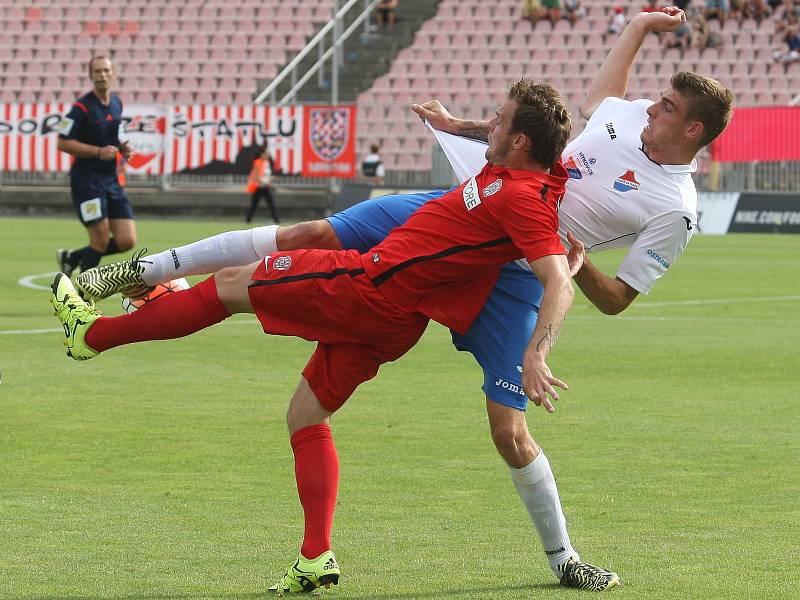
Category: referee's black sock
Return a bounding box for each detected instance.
[104,237,121,256]
[65,247,85,267]
[79,247,104,270]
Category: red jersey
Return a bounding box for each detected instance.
[361,162,567,333]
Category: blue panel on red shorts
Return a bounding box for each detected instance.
[327,190,543,411]
[327,190,447,252]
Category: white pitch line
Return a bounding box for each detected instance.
[630,295,800,308]
[18,272,60,291]
[0,327,62,335]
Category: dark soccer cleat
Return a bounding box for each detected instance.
[268,550,340,595]
[76,248,153,301]
[559,558,621,591]
[51,272,101,360]
[57,248,78,278]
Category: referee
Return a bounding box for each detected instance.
[57,55,136,277]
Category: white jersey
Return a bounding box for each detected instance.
[560,97,697,294]
[428,97,697,295]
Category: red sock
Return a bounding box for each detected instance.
[291,423,339,559]
[85,276,231,352]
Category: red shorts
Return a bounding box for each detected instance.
[248,249,429,411]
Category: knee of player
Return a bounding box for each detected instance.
[116,236,136,251]
[489,418,538,457]
[277,220,340,251]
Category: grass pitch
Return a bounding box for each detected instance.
[1,216,798,599]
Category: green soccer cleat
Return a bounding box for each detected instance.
[559,558,621,591]
[268,550,340,595]
[76,248,153,301]
[51,272,101,360]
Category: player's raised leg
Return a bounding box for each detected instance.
[51,262,246,359]
[76,225,284,300]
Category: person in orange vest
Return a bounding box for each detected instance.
[245,144,280,223]
[116,152,127,187]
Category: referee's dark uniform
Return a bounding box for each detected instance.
[58,92,133,225]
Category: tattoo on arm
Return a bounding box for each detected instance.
[456,122,490,143]
[535,322,561,354]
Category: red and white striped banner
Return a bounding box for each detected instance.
[0,102,73,172]
[0,103,354,177]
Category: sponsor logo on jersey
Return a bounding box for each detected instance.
[564,155,582,180]
[606,122,617,140]
[372,253,380,263]
[646,249,670,269]
[579,152,596,175]
[463,176,481,210]
[273,256,292,271]
[613,170,640,192]
[482,178,502,197]
[682,216,693,230]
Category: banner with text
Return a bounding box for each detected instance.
[0,103,356,177]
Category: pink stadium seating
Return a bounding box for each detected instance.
[353,0,796,171]
[0,0,335,104]
[0,0,792,171]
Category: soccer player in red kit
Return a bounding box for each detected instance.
[51,80,575,594]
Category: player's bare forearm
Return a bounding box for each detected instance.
[528,276,573,360]
[522,255,574,411]
[573,258,639,315]
[452,120,490,143]
[411,101,490,141]
[581,8,686,119]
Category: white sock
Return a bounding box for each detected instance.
[140,225,279,286]
[509,451,579,578]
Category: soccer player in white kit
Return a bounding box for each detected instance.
[72,7,733,593]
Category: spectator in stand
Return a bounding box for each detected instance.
[704,0,731,26]
[740,0,772,24]
[663,11,695,48]
[374,0,398,29]
[773,24,800,62]
[776,0,800,34]
[522,0,545,26]
[643,0,664,12]
[245,144,280,224]
[691,12,710,47]
[608,6,627,34]
[361,144,386,185]
[542,0,562,24]
[562,0,585,25]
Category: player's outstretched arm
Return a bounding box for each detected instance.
[581,7,686,120]
[411,100,490,142]
[567,234,639,314]
[522,254,574,413]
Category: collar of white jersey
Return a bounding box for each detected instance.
[639,144,697,174]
